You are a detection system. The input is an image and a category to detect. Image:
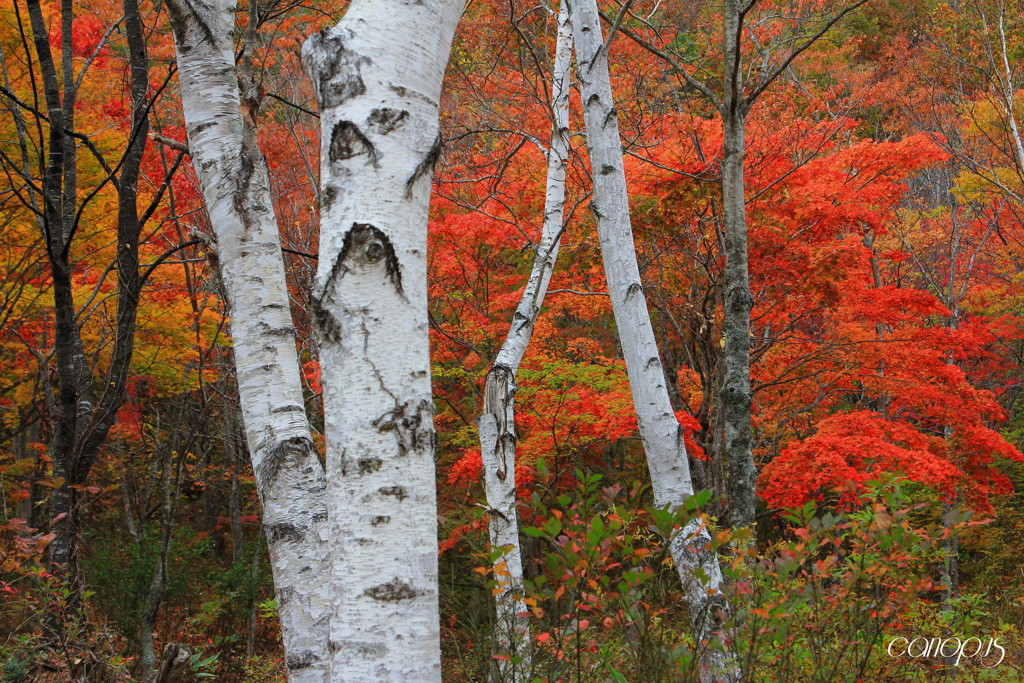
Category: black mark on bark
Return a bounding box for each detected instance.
[286,651,319,671]
[404,132,442,199]
[166,0,216,49]
[256,436,316,498]
[330,640,387,656]
[357,457,382,474]
[329,121,377,166]
[189,120,216,137]
[379,485,408,501]
[311,296,342,344]
[322,184,339,211]
[262,325,296,337]
[233,134,259,227]
[339,223,403,295]
[314,223,403,342]
[373,399,434,457]
[367,107,409,135]
[266,521,306,544]
[270,403,304,413]
[301,29,368,109]
[364,578,422,601]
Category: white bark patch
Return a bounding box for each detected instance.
[568,1,741,681]
[302,1,463,680]
[166,1,330,680]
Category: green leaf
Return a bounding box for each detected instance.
[607,665,629,683]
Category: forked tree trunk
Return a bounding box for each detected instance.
[569,1,741,680]
[479,4,572,679]
[165,1,330,679]
[300,0,462,679]
[22,0,158,622]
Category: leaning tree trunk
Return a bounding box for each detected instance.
[479,4,572,679]
[720,0,757,533]
[569,1,741,680]
[165,1,330,679]
[300,0,462,679]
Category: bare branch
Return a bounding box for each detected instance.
[602,0,635,52]
[266,91,320,118]
[151,134,189,153]
[746,0,870,106]
[599,11,723,111]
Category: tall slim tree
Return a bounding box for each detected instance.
[569,0,740,679]
[612,0,869,531]
[0,0,182,620]
[478,3,572,678]
[164,0,331,678]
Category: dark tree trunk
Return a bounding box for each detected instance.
[17,0,161,631]
[720,0,757,531]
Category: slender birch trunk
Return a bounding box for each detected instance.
[569,1,740,680]
[995,9,1024,180]
[480,5,572,679]
[165,2,330,678]
[301,1,462,679]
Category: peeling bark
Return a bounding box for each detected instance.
[301,0,463,679]
[569,1,741,680]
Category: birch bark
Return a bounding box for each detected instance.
[568,1,740,680]
[300,0,462,679]
[165,2,330,679]
[479,5,572,678]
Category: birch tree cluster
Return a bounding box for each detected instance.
[1,0,1024,681]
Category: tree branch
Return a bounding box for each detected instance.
[151,134,189,153]
[266,92,320,119]
[599,11,723,111]
[745,0,870,106]
[603,0,635,52]
[282,246,318,260]
[140,239,203,284]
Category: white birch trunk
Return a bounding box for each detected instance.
[479,5,572,679]
[301,1,462,679]
[568,1,741,680]
[996,12,1024,180]
[166,2,331,679]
